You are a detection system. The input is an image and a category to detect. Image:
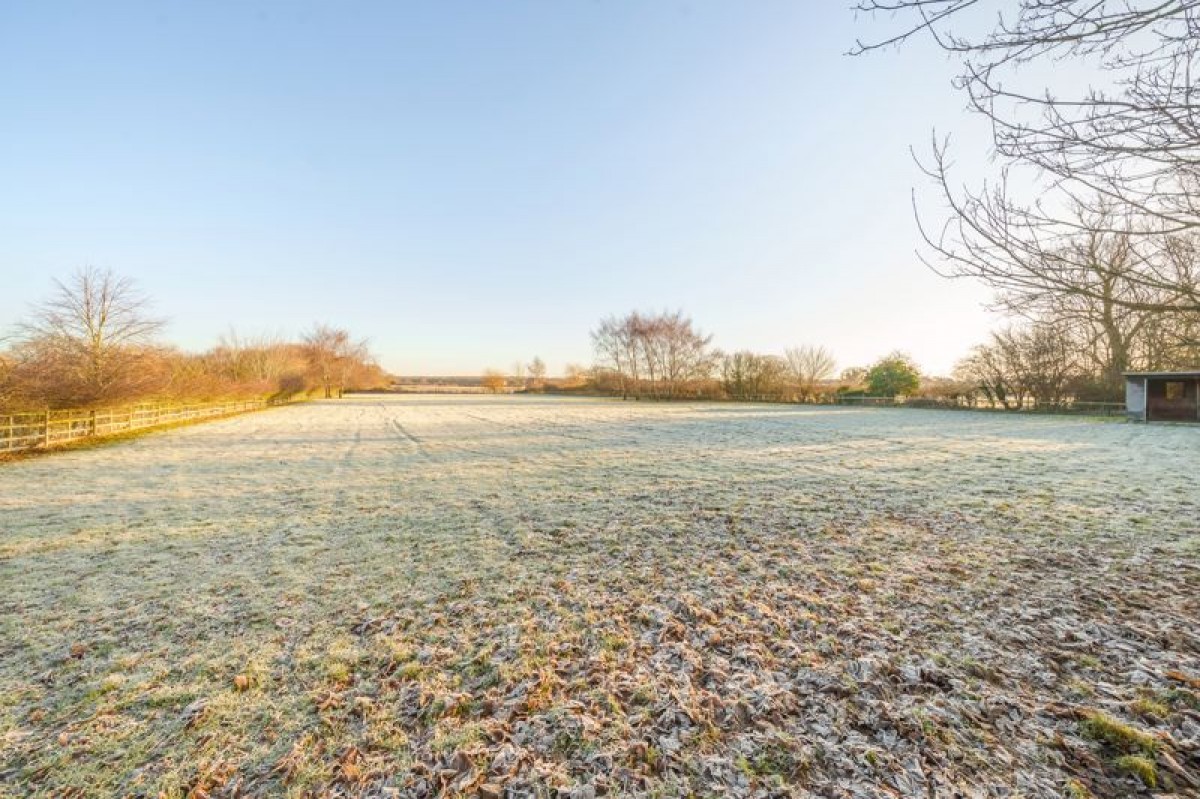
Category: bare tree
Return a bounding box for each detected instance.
[956,324,1081,408]
[1138,303,1200,370]
[0,352,16,409]
[592,311,714,399]
[1004,325,1078,408]
[481,369,507,393]
[839,366,868,389]
[720,350,755,400]
[15,267,164,406]
[213,329,296,384]
[943,211,1159,395]
[643,311,715,398]
[854,1,1200,312]
[853,0,1200,222]
[784,345,836,402]
[302,324,373,398]
[960,210,1200,395]
[722,351,788,401]
[334,339,376,397]
[563,363,589,388]
[908,155,1200,313]
[955,341,1023,410]
[526,356,547,391]
[303,324,348,399]
[592,315,640,399]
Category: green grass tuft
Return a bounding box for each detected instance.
[1130,697,1169,720]
[1079,711,1157,755]
[1113,754,1157,788]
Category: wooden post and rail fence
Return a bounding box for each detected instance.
[832,395,1127,416]
[0,397,294,455]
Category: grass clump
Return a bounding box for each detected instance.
[1113,755,1157,788]
[322,638,363,685]
[599,632,629,652]
[429,722,484,754]
[1079,711,1162,789]
[86,673,127,701]
[1079,710,1157,755]
[737,736,810,782]
[395,660,424,681]
[1130,697,1169,720]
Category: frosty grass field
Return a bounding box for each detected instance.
[1,395,1198,798]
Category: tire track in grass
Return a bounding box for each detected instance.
[435,403,696,577]
[383,401,600,586]
[357,401,536,605]
[385,415,431,460]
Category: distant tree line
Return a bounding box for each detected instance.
[950,222,1200,408]
[0,268,388,412]
[478,310,928,404]
[579,309,909,402]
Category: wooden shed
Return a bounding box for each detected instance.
[1124,370,1200,422]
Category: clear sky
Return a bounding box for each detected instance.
[1,1,1003,376]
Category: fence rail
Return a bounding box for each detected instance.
[0,398,287,454]
[834,395,1127,416]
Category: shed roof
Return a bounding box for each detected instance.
[1123,370,1200,378]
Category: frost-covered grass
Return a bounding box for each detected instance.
[0,396,1197,797]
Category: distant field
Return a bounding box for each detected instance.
[1,396,1197,797]
[392,385,499,394]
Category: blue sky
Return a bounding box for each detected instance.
[1,1,1001,376]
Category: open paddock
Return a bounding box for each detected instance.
[0,396,1197,797]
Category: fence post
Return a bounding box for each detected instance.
[89,409,97,437]
[44,409,51,448]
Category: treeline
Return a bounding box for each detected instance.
[0,268,388,412]
[576,303,1197,410]
[575,309,920,402]
[854,3,1200,404]
[952,224,1200,408]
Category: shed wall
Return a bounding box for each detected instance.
[1125,377,1147,421]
